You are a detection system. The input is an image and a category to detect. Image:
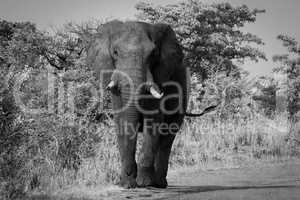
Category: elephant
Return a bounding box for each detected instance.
[86,20,190,189]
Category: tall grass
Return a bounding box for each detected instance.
[43,111,297,192]
[1,108,299,199]
[171,112,296,169]
[1,69,299,199]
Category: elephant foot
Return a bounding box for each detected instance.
[119,176,137,189]
[154,176,168,188]
[136,166,155,187]
[119,164,137,189]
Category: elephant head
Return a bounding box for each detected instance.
[86,20,186,188]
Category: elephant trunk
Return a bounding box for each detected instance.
[110,67,144,136]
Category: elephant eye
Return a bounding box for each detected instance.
[113,49,118,57]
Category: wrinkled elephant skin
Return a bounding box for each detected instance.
[86,20,189,188]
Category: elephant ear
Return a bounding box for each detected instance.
[147,23,184,88]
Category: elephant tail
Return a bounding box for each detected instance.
[185,105,219,117]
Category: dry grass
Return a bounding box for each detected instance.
[170,112,295,169]
[43,112,298,193]
[3,107,298,199]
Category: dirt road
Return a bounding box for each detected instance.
[102,161,300,200]
[30,160,300,200]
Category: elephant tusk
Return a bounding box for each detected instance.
[106,81,116,90]
[150,86,164,99]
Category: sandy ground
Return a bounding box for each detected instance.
[29,160,300,200]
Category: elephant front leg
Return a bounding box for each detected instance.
[115,115,139,188]
[136,116,160,187]
[117,132,138,189]
[113,95,138,189]
[154,115,183,188]
[154,134,175,188]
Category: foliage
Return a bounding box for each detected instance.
[0,19,88,75]
[189,70,257,123]
[252,76,278,117]
[0,4,298,198]
[135,0,266,79]
[0,19,105,199]
[273,35,300,121]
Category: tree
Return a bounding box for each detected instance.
[252,76,277,117]
[273,35,300,121]
[0,19,88,75]
[135,0,266,79]
[0,20,102,198]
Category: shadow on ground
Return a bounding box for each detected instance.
[26,184,300,200]
[25,161,300,199]
[156,184,300,194]
[124,184,300,199]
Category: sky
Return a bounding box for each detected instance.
[0,0,300,76]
